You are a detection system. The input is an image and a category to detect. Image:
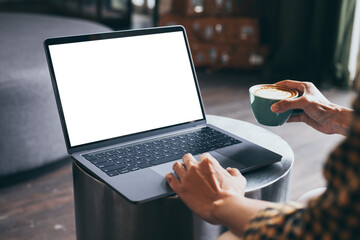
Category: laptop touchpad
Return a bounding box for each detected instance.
[152,161,178,177]
[210,151,245,170]
[152,155,202,177]
[152,153,244,177]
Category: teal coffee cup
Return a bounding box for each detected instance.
[249,84,299,126]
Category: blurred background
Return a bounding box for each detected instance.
[2,0,359,86]
[0,0,359,239]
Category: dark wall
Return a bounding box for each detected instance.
[257,0,341,86]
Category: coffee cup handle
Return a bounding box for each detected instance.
[292,109,304,115]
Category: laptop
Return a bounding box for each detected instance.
[44,26,281,204]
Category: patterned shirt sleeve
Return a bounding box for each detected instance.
[243,94,360,240]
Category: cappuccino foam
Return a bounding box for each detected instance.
[253,85,298,100]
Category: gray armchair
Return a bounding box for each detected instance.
[0,13,111,178]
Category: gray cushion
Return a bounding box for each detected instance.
[0,13,111,177]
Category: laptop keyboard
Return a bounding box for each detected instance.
[82,127,241,177]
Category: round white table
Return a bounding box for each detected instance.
[73,115,294,240]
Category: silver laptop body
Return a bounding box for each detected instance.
[44,26,281,203]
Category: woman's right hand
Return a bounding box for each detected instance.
[270,80,353,136]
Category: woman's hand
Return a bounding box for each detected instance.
[165,153,246,225]
[271,80,353,135]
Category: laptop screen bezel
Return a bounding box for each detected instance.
[44,26,207,154]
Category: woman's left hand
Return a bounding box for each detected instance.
[165,152,247,224]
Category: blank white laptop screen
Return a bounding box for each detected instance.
[49,31,204,147]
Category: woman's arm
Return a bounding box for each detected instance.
[271,80,353,136]
[212,196,280,236]
[165,81,357,238]
[165,153,281,237]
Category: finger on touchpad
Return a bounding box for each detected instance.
[171,170,179,179]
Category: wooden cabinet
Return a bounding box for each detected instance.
[158,0,267,69]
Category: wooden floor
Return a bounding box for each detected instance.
[0,69,356,240]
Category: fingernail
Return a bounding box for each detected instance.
[165,174,171,181]
[271,104,279,112]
